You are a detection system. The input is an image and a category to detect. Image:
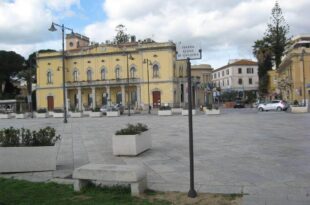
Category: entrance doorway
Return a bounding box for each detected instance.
[152,91,161,108]
[47,96,54,111]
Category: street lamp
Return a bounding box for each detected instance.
[300,49,307,106]
[143,59,152,114]
[22,58,35,118]
[125,52,134,116]
[48,22,74,123]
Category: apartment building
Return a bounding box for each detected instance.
[212,59,259,96]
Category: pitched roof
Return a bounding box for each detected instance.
[214,59,257,72]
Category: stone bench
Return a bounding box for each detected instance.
[72,164,147,196]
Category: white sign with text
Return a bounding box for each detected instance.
[176,42,201,60]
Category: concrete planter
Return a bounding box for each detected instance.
[0,113,14,119]
[82,111,92,117]
[205,109,220,115]
[53,112,64,118]
[89,112,102,117]
[35,113,49,118]
[107,111,120,117]
[70,112,83,118]
[291,106,308,113]
[171,108,182,114]
[0,146,57,173]
[113,131,151,156]
[181,109,196,116]
[158,110,172,116]
[15,113,29,119]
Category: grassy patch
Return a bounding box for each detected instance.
[0,178,170,205]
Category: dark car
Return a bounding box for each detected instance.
[234,100,245,108]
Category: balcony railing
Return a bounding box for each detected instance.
[66,78,141,87]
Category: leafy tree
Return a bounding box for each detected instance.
[252,2,289,96]
[114,24,129,44]
[0,51,25,98]
[266,1,290,69]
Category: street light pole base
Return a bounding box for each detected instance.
[64,119,68,123]
[187,189,197,198]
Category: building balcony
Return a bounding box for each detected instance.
[65,78,141,88]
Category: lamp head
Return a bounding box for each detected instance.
[48,23,57,32]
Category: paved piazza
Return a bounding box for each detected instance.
[1,109,310,204]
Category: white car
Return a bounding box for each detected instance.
[257,100,289,111]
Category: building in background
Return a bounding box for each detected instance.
[190,64,213,106]
[267,70,279,100]
[36,33,187,111]
[278,35,310,106]
[212,59,259,99]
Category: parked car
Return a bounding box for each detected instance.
[234,100,245,108]
[100,104,124,115]
[257,100,289,111]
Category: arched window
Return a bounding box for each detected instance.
[179,66,183,77]
[115,67,120,79]
[47,71,52,84]
[130,67,136,78]
[101,68,106,80]
[73,70,78,81]
[87,69,92,81]
[153,64,159,78]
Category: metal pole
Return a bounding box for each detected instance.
[29,59,33,118]
[187,58,197,198]
[302,49,306,106]
[62,24,68,123]
[147,60,151,114]
[127,53,131,116]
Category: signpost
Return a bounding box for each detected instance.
[176,42,201,198]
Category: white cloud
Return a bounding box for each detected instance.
[0,0,79,46]
[85,0,310,68]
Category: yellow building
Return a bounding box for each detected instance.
[278,35,310,105]
[36,33,187,111]
[191,64,213,106]
[267,70,278,100]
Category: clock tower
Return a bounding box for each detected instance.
[65,33,90,51]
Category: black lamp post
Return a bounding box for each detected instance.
[22,60,34,118]
[48,22,74,123]
[143,59,152,114]
[300,49,307,106]
[125,52,134,116]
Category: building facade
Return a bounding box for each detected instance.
[267,70,279,100]
[212,59,259,97]
[191,64,213,106]
[36,33,187,111]
[278,35,310,105]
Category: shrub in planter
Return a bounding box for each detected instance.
[115,123,148,135]
[0,127,60,173]
[37,108,47,113]
[0,126,60,147]
[113,123,151,156]
[159,105,171,110]
[53,109,64,113]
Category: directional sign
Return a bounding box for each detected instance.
[176,42,201,60]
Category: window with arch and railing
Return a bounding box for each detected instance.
[73,70,78,81]
[130,67,136,78]
[47,71,52,84]
[153,64,159,78]
[115,67,120,79]
[87,70,92,81]
[101,68,106,80]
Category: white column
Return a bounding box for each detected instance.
[121,85,125,105]
[136,85,141,107]
[78,87,82,111]
[92,87,96,109]
[106,86,111,106]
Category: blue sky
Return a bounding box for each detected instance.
[0,0,310,68]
